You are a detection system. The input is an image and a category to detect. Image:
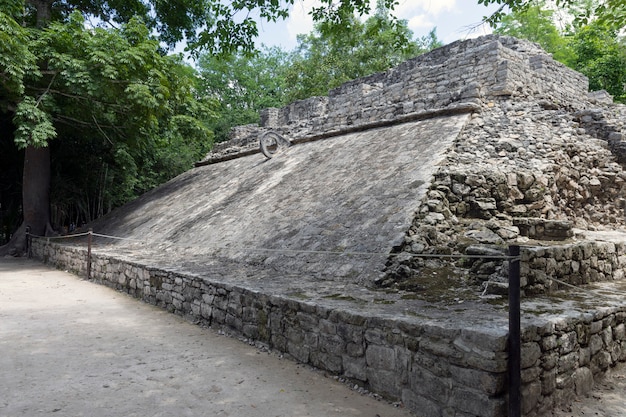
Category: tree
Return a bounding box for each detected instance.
[492,0,626,103]
[493,1,574,65]
[0,4,213,254]
[197,46,291,143]
[284,9,442,102]
[1,0,405,255]
[568,20,626,101]
[196,3,443,140]
[479,0,626,30]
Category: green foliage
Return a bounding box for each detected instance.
[492,1,626,103]
[13,96,57,148]
[493,1,574,65]
[568,20,626,102]
[197,46,290,142]
[197,5,442,142]
[10,0,401,57]
[0,10,38,98]
[284,12,441,102]
[2,8,215,226]
[479,0,626,30]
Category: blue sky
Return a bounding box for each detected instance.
[254,0,505,50]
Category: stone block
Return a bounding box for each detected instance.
[448,386,505,417]
[574,367,593,396]
[367,368,401,398]
[311,351,343,374]
[542,369,557,395]
[336,322,363,344]
[522,381,542,415]
[287,341,310,363]
[342,355,366,381]
[366,344,395,370]
[320,334,345,356]
[402,389,443,417]
[590,334,603,355]
[521,342,542,368]
[449,365,506,395]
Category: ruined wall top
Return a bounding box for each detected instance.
[200,35,595,164]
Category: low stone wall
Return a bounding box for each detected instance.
[522,241,626,295]
[30,240,626,417]
[522,308,626,416]
[32,240,509,416]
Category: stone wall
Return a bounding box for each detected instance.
[31,240,509,417]
[264,36,588,137]
[522,308,626,416]
[522,241,626,295]
[198,35,591,165]
[31,34,626,417]
[30,240,626,417]
[384,93,626,295]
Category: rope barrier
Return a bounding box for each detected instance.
[28,231,145,243]
[29,231,90,240]
[28,230,518,260]
[544,276,624,297]
[27,229,626,297]
[91,232,146,243]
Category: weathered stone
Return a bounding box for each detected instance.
[29,32,626,417]
[366,345,395,371]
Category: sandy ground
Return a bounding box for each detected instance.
[2,258,626,417]
[0,257,413,417]
[549,364,626,417]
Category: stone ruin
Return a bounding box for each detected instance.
[32,35,626,416]
[200,34,626,298]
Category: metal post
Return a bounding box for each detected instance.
[508,245,521,417]
[87,228,93,279]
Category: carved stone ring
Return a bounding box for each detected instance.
[260,131,291,159]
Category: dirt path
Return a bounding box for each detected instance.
[3,258,626,417]
[550,363,626,417]
[0,258,412,417]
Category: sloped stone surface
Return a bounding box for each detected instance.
[91,115,469,285]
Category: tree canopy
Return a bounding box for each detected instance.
[480,0,626,30]
[196,4,442,142]
[283,10,441,102]
[0,1,216,251]
[0,0,412,252]
[493,0,626,102]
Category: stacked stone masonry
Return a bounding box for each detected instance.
[33,35,626,417]
[31,240,626,417]
[200,35,591,164]
[32,241,509,417]
[522,241,626,295]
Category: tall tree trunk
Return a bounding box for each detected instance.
[0,146,52,256]
[0,0,54,256]
[22,145,51,237]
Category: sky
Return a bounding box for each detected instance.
[253,0,506,50]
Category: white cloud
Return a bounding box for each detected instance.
[395,0,457,18]
[407,14,435,31]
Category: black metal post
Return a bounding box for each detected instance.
[87,228,93,279]
[508,245,521,417]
